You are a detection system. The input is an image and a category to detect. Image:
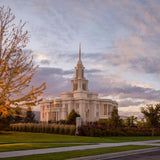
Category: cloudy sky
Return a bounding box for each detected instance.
[1,0,160,117]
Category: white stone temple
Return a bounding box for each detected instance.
[40,43,118,123]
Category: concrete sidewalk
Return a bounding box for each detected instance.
[0,140,160,158]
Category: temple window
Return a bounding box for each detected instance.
[96,112,99,117]
[104,104,107,115]
[76,103,79,113]
[53,112,56,121]
[65,104,68,109]
[82,83,86,90]
[43,113,45,118]
[86,110,89,121]
[96,104,99,110]
[76,103,79,109]
[108,105,111,114]
[45,112,47,119]
[76,69,78,77]
[74,83,78,90]
[56,104,59,107]
[82,69,84,78]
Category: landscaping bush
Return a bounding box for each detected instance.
[10,123,160,137]
[59,125,65,134]
[10,123,76,136]
[69,125,76,135]
[78,125,160,137]
[54,125,60,134]
[64,126,70,135]
[59,120,66,124]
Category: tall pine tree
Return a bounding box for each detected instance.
[110,106,121,127]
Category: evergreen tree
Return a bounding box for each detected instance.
[110,106,121,127]
[24,106,36,123]
[66,109,80,125]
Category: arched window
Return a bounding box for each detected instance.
[82,69,84,78]
[76,69,78,77]
[104,104,107,115]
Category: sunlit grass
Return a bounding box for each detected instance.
[0,131,160,144]
[0,143,91,152]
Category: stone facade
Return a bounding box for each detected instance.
[40,43,118,123]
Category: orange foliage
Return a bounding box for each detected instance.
[0,7,46,117]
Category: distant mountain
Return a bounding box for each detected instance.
[33,111,40,122]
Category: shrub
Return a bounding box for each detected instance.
[78,125,160,137]
[64,126,70,135]
[59,125,65,134]
[10,123,76,135]
[54,125,59,134]
[59,120,66,124]
[69,125,76,135]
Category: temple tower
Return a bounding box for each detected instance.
[71,43,88,91]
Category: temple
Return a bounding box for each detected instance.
[40,44,118,123]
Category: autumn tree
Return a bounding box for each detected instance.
[0,7,46,118]
[13,106,24,123]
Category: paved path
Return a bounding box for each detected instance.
[107,150,160,160]
[0,140,160,158]
[69,147,160,160]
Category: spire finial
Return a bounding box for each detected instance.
[79,42,81,61]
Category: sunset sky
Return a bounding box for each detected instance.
[1,0,160,117]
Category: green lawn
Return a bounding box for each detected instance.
[0,131,160,144]
[0,132,158,159]
[1,145,156,160]
[0,143,91,152]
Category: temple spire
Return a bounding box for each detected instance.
[79,42,81,61]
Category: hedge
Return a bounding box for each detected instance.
[78,125,160,136]
[10,123,76,135]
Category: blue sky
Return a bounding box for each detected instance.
[1,0,160,117]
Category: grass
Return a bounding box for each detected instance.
[0,143,91,152]
[0,145,156,160]
[0,131,160,144]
